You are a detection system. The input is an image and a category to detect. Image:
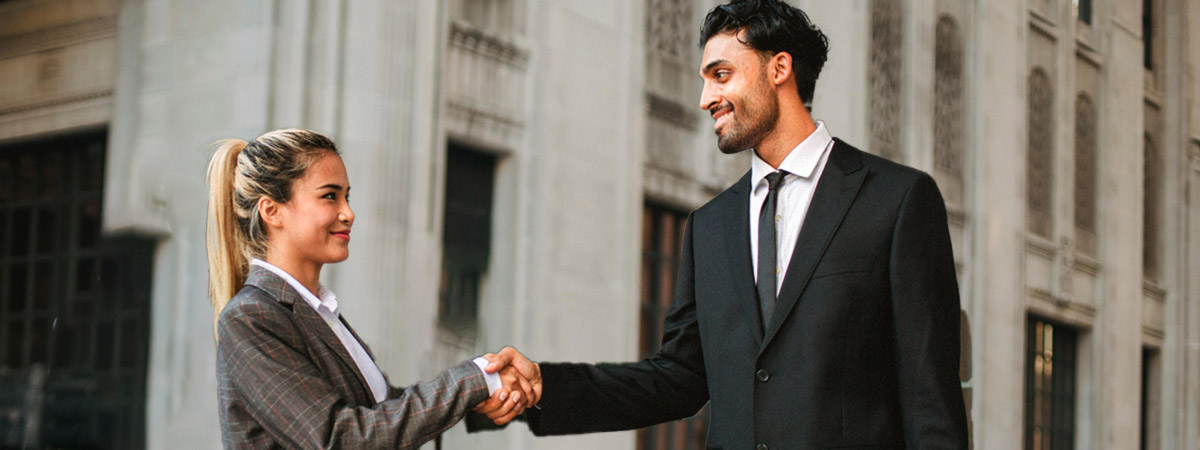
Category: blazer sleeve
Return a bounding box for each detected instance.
[888,173,970,450]
[526,212,709,435]
[217,302,490,449]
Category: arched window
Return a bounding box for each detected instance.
[934,15,965,204]
[1026,68,1055,238]
[1143,133,1160,280]
[1073,93,1097,254]
[870,0,903,162]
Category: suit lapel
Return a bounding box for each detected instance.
[761,140,866,352]
[722,172,764,347]
[245,266,375,404]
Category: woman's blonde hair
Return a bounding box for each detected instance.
[205,128,339,337]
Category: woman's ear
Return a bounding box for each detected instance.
[259,197,283,229]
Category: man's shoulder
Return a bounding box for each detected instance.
[691,170,750,219]
[831,138,931,188]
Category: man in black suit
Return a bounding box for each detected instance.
[478,0,969,448]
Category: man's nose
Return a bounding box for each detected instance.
[699,83,720,111]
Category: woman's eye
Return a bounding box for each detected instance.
[323,193,337,200]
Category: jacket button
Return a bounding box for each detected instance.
[756,444,769,450]
[756,369,770,382]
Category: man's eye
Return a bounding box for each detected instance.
[715,71,730,80]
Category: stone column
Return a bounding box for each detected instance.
[968,0,1030,449]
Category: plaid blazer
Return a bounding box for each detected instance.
[217,266,489,449]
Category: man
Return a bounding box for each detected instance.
[481,1,968,448]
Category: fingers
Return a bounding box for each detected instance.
[484,390,524,421]
[484,350,510,373]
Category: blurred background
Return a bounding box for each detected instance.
[0,0,1198,449]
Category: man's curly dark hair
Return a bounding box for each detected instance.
[699,0,830,106]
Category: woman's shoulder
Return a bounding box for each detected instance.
[217,285,293,334]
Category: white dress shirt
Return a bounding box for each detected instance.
[749,120,834,294]
[250,260,503,403]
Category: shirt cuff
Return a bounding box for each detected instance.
[472,356,503,395]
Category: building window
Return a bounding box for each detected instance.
[934,15,965,206]
[1027,68,1055,238]
[1074,94,1098,255]
[1024,317,1078,450]
[1143,0,1154,70]
[1143,134,1160,281]
[1075,0,1093,25]
[439,143,497,326]
[1141,348,1160,450]
[0,131,154,449]
[638,203,707,450]
[870,0,904,162]
[454,0,519,35]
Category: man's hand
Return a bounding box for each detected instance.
[472,347,541,425]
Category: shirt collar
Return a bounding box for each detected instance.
[250,259,339,315]
[751,120,833,190]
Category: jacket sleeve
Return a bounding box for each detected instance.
[217,301,490,449]
[526,212,709,435]
[888,173,970,450]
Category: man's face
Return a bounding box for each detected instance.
[698,31,780,154]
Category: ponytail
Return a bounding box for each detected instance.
[204,129,340,340]
[206,139,250,339]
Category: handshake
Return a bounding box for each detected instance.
[473,347,542,425]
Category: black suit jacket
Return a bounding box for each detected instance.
[528,140,968,449]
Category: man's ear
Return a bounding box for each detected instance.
[259,197,283,230]
[770,51,793,87]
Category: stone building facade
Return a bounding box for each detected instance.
[0,0,1197,449]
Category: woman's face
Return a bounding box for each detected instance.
[273,151,354,265]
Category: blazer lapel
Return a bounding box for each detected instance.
[761,140,866,352]
[245,266,375,404]
[722,171,765,347]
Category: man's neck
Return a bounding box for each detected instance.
[754,114,817,169]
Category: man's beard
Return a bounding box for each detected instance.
[715,79,780,154]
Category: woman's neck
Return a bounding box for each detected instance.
[261,251,323,297]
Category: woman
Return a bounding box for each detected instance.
[206,128,536,448]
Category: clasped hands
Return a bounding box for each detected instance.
[473,347,541,425]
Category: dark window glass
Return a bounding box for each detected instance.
[637,203,708,450]
[0,131,154,449]
[1024,317,1078,450]
[1078,0,1092,25]
[439,143,497,326]
[1143,0,1153,70]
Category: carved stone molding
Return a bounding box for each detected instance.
[869,0,903,162]
[0,15,117,60]
[646,92,696,130]
[0,89,112,116]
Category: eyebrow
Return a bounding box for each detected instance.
[701,59,730,75]
[317,184,344,191]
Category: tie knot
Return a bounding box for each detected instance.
[765,171,787,191]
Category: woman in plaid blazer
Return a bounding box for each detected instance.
[205,129,538,449]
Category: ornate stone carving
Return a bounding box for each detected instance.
[444,20,530,149]
[1143,134,1160,279]
[934,16,964,206]
[1026,68,1054,238]
[934,16,963,176]
[870,0,903,162]
[647,0,692,63]
[1073,93,1097,254]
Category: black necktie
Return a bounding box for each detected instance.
[757,171,787,330]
